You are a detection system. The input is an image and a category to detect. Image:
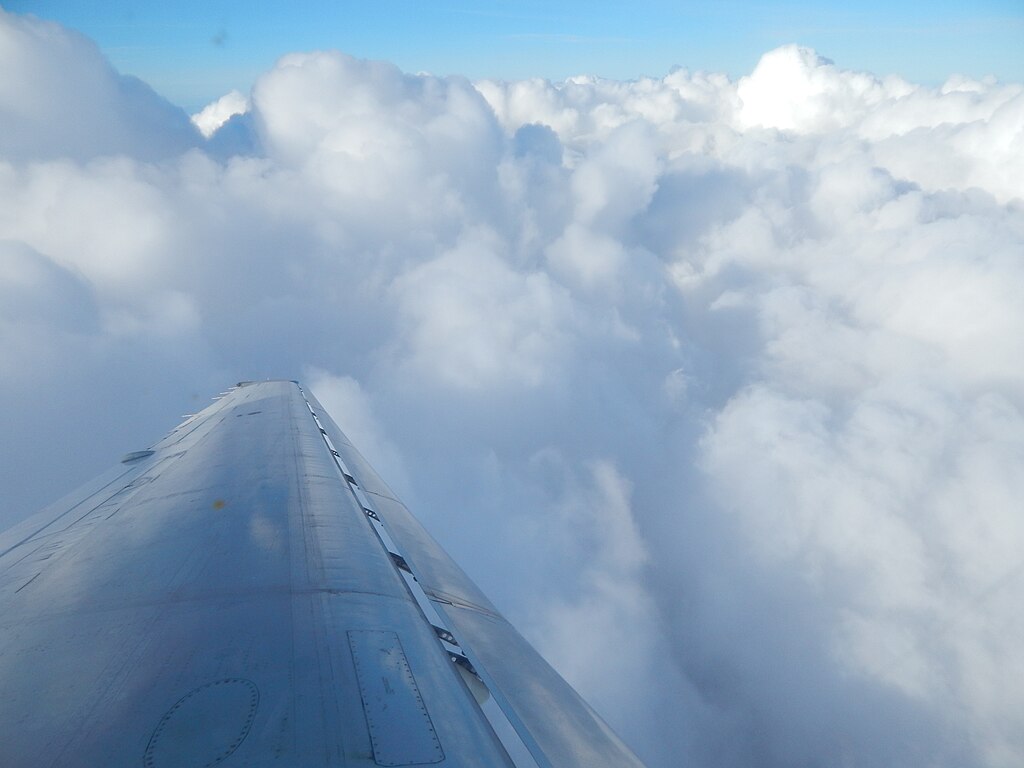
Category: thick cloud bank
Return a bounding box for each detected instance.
[2,8,1023,767]
[0,10,199,161]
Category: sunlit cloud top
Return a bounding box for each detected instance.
[4,0,1023,109]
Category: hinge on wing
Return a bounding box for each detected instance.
[389,552,412,574]
[448,651,478,677]
[432,625,458,646]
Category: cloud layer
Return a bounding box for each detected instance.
[2,8,1023,766]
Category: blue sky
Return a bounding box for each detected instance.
[7,0,1024,110]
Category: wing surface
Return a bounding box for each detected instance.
[0,380,646,767]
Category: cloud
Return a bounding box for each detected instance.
[0,8,199,161]
[191,90,249,138]
[1,9,1023,767]
[0,240,98,332]
[304,368,411,498]
[388,226,576,391]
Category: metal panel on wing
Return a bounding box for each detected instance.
[0,381,645,767]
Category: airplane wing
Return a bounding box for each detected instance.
[0,380,647,767]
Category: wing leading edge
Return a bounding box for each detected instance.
[0,380,646,767]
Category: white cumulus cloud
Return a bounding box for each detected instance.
[0,8,199,161]
[1,9,1023,768]
[190,89,249,138]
